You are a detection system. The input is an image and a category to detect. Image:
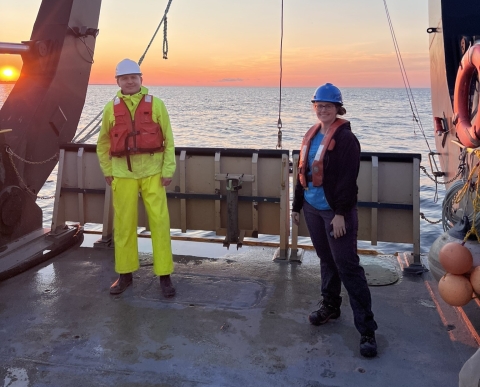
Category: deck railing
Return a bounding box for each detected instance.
[51,144,420,261]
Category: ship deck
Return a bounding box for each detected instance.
[0,235,479,387]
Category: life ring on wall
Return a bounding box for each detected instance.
[453,43,480,148]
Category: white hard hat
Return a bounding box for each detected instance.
[115,59,142,77]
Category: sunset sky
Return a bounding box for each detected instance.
[1,0,430,87]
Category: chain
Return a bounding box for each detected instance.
[6,146,58,165]
[37,194,55,200]
[5,145,58,197]
[419,212,442,224]
[420,165,463,185]
[420,164,462,203]
[419,161,464,223]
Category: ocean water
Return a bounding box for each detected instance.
[0,85,445,253]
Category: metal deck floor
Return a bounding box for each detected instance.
[0,239,478,387]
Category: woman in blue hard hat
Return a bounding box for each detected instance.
[291,83,378,358]
[96,59,176,298]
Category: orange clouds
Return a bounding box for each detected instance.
[89,50,429,88]
[2,0,430,88]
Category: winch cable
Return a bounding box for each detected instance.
[138,0,172,65]
[73,0,173,144]
[383,0,451,210]
[383,1,437,158]
[276,0,284,149]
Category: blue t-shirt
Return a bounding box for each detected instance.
[304,131,331,210]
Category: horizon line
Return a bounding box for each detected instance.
[87,83,432,89]
[0,81,432,89]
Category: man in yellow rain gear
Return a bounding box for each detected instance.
[96,58,176,297]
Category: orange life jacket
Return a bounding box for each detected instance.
[298,118,348,188]
[109,95,164,170]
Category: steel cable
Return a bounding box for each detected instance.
[276,0,284,149]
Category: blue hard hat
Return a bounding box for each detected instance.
[311,83,343,105]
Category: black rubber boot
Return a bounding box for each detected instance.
[360,333,377,358]
[308,301,341,326]
[109,273,133,295]
[159,275,176,298]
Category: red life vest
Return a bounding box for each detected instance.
[298,118,348,188]
[109,95,165,170]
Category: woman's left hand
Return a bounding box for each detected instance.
[291,212,300,226]
[330,214,346,239]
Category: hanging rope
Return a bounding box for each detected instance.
[276,0,284,149]
[163,15,169,59]
[383,0,443,178]
[466,177,480,242]
[454,160,480,206]
[73,0,173,143]
[138,0,172,65]
[462,162,480,242]
[450,149,480,241]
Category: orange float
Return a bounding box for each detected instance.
[469,266,480,295]
[438,273,473,306]
[453,44,480,148]
[439,242,473,274]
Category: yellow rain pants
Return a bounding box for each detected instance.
[112,173,173,276]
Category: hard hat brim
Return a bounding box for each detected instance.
[311,100,343,106]
[116,73,142,78]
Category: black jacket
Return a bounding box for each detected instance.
[292,121,360,216]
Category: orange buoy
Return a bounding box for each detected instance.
[470,266,480,295]
[438,273,473,306]
[439,242,473,275]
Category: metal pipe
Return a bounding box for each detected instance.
[0,42,30,55]
[226,178,240,244]
[82,228,385,253]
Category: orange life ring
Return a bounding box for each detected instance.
[454,44,480,148]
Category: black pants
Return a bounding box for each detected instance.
[303,201,378,335]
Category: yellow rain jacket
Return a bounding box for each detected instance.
[97,86,175,179]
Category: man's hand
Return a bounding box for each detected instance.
[105,176,114,186]
[291,211,300,226]
[162,177,172,186]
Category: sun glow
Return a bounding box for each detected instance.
[0,66,19,82]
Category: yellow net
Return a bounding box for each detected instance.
[454,150,480,242]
